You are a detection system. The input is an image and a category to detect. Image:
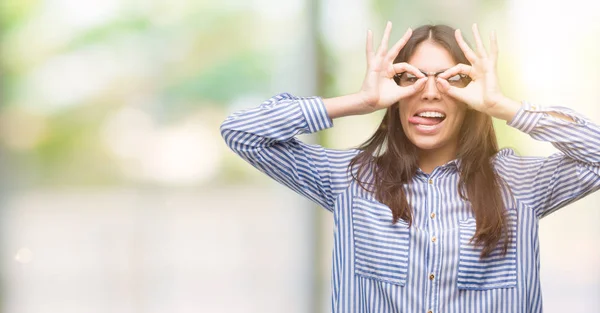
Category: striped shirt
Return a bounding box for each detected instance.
[220,93,600,313]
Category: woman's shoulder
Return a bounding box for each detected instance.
[493,147,538,165]
[494,147,517,159]
[494,147,566,161]
[493,147,567,172]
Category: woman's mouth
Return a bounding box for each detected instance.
[407,111,446,134]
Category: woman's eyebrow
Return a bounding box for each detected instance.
[418,69,450,76]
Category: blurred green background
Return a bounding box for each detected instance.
[0,0,599,312]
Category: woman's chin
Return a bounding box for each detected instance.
[409,135,448,151]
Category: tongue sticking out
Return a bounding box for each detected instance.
[408,116,445,126]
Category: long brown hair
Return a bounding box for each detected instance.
[349,24,509,258]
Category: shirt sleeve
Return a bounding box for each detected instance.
[220,93,358,212]
[497,102,600,218]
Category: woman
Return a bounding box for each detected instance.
[220,22,600,313]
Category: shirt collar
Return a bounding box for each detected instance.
[414,158,462,179]
[445,158,462,170]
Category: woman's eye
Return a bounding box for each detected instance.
[447,74,462,83]
[446,74,471,87]
[396,72,422,86]
[403,73,417,82]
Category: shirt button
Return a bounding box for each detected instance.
[431,236,437,243]
[428,179,433,185]
[429,274,435,280]
[430,212,436,219]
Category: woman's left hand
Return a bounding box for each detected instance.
[435,24,505,114]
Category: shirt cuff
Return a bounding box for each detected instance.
[298,96,334,133]
[506,102,545,133]
[507,102,587,133]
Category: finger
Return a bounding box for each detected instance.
[397,77,427,98]
[366,29,373,65]
[472,23,488,58]
[437,63,472,79]
[489,30,499,61]
[411,77,427,92]
[385,28,412,63]
[392,62,425,77]
[455,29,478,64]
[436,78,464,101]
[377,21,393,56]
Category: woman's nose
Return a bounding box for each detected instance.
[421,76,441,100]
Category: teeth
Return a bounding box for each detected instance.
[417,111,445,118]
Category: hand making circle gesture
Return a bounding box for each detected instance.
[358,22,429,113]
[436,24,505,113]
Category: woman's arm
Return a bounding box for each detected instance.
[220,93,358,212]
[221,22,427,210]
[497,104,600,218]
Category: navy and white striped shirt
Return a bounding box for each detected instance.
[220,93,600,313]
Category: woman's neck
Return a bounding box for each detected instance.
[417,144,458,174]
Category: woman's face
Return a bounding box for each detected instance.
[398,41,467,153]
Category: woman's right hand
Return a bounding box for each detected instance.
[358,22,427,113]
[323,22,426,119]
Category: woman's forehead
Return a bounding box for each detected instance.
[407,41,456,72]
